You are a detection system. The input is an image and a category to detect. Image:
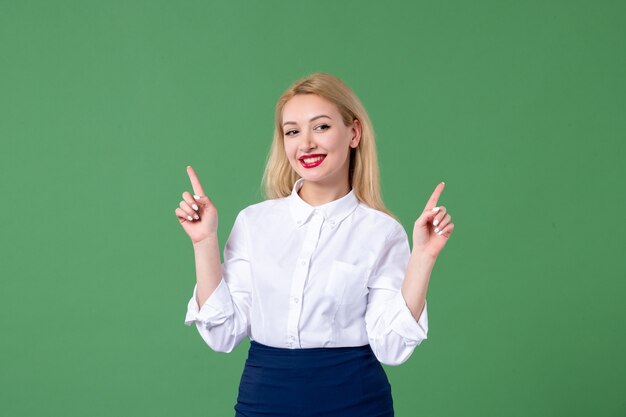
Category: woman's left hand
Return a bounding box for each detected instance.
[412,182,455,259]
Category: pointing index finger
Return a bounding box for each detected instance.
[186,165,206,196]
[425,182,445,210]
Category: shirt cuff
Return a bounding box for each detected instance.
[388,291,429,346]
[184,278,234,327]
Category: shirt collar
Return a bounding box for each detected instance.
[288,178,359,229]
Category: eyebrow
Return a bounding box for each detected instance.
[282,114,332,127]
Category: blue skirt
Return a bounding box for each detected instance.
[234,340,394,417]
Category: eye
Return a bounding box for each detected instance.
[315,124,330,131]
[284,129,298,137]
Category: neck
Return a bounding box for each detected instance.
[298,179,350,206]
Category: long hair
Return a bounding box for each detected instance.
[261,72,395,219]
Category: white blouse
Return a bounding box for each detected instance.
[184,178,428,366]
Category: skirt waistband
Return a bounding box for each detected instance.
[247,340,374,369]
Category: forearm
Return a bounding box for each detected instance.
[401,251,436,321]
[193,235,223,308]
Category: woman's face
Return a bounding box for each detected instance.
[281,94,361,188]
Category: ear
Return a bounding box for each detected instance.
[350,119,362,148]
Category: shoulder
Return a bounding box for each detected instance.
[236,196,290,224]
[354,202,407,240]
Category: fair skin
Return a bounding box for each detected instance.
[281,93,361,206]
[175,94,455,321]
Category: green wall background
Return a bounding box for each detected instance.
[1,1,625,416]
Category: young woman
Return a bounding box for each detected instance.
[176,73,454,416]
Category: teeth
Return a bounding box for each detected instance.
[302,156,324,164]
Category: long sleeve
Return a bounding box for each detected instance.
[365,224,428,366]
[184,210,252,353]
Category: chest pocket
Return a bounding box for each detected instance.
[325,260,369,305]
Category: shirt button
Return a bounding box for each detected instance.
[293,297,299,304]
[297,220,302,224]
[300,260,306,266]
[289,336,295,342]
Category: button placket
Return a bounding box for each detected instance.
[285,213,324,348]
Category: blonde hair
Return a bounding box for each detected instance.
[261,72,395,219]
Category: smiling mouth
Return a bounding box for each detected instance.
[299,154,326,168]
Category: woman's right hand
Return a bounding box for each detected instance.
[175,165,218,245]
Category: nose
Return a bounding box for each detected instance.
[299,130,317,153]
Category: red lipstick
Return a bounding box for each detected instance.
[299,154,326,169]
